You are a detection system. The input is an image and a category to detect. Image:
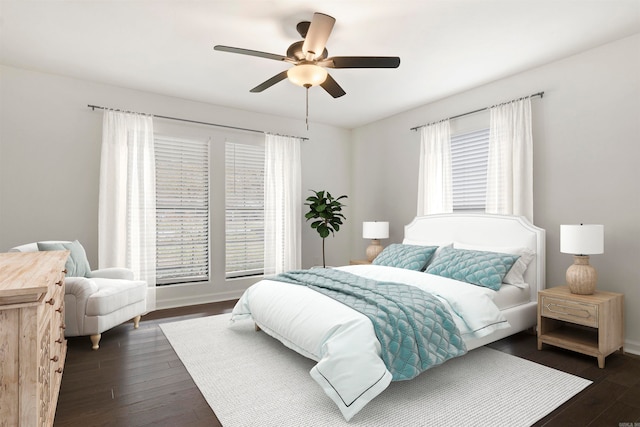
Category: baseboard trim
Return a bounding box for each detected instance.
[624,338,640,356]
[156,290,244,311]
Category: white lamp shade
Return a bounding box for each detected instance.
[363,221,389,239]
[287,64,328,87]
[560,224,604,255]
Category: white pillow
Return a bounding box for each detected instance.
[453,242,535,288]
[403,238,452,249]
[402,239,452,267]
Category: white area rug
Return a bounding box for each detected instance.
[161,313,591,427]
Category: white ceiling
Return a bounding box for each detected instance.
[1,1,639,129]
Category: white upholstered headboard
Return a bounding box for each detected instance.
[404,213,546,303]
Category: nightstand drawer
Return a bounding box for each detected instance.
[540,295,598,327]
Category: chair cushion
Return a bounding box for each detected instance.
[89,267,135,280]
[86,278,147,317]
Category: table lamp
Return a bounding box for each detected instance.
[363,221,389,262]
[560,224,604,295]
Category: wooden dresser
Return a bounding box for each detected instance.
[0,250,69,427]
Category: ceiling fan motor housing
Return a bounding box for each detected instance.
[287,41,328,62]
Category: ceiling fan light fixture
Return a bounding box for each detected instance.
[287,64,328,87]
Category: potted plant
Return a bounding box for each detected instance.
[304,190,348,268]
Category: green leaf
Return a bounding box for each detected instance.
[317,224,330,237]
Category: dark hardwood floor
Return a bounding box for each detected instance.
[55,301,640,426]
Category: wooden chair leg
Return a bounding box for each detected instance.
[133,315,141,329]
[90,334,101,350]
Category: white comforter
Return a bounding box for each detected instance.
[230,264,509,421]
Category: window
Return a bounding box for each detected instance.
[225,141,265,278]
[155,136,210,285]
[451,128,490,211]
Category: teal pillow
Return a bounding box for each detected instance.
[425,247,519,291]
[37,240,92,277]
[372,244,438,271]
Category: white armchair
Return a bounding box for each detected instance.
[10,241,147,350]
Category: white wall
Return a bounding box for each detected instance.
[0,65,352,308]
[350,34,640,353]
[1,34,638,353]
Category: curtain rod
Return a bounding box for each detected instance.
[409,91,544,131]
[87,104,309,141]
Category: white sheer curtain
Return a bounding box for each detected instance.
[417,120,452,215]
[485,98,533,222]
[99,110,157,311]
[263,134,302,275]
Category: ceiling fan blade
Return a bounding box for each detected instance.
[323,56,401,69]
[214,45,287,62]
[320,74,346,98]
[250,70,289,93]
[302,13,335,60]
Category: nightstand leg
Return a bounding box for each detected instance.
[597,355,605,369]
[537,339,542,350]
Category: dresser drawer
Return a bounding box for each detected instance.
[540,295,598,327]
[0,251,69,427]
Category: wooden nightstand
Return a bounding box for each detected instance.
[537,286,624,368]
[349,259,371,265]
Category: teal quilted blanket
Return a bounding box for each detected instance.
[271,268,467,381]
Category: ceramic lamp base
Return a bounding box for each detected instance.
[566,255,597,295]
[366,239,384,262]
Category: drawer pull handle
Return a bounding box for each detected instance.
[46,298,55,305]
[55,337,63,344]
[55,280,63,286]
[55,368,63,374]
[56,307,63,313]
[51,356,59,362]
[60,323,66,330]
[62,269,67,274]
[545,303,591,318]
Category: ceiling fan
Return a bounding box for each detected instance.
[214,12,401,99]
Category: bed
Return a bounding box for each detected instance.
[230,213,545,421]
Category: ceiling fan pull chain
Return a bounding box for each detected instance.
[305,85,310,130]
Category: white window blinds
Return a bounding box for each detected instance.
[155,136,210,285]
[451,128,490,211]
[225,141,265,278]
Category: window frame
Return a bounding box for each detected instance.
[224,140,265,279]
[451,127,490,212]
[154,135,211,286]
